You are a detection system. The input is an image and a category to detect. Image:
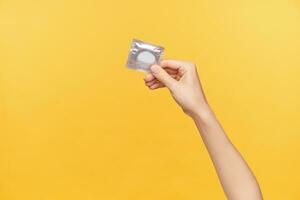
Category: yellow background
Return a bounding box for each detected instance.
[0,0,300,199]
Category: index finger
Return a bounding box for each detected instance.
[159,60,186,70]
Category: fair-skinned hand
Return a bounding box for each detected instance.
[144,60,210,117]
[144,60,263,200]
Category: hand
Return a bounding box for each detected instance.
[145,60,263,200]
[144,60,210,117]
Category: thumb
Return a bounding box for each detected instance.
[150,64,177,90]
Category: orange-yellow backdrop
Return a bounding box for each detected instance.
[0,0,300,199]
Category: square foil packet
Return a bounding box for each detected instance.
[126,39,164,72]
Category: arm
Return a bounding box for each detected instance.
[144,60,263,200]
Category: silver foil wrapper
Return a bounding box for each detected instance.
[126,39,164,72]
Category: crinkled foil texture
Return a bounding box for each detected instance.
[126,39,164,72]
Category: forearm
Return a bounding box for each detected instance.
[192,106,262,200]
[144,60,262,199]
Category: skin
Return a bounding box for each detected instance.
[144,60,263,200]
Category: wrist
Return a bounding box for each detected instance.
[188,103,215,122]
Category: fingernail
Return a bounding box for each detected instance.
[144,73,151,81]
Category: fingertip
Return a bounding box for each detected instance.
[150,64,161,73]
[159,59,182,70]
[149,82,164,90]
[160,59,172,66]
[150,83,159,89]
[144,73,155,82]
[145,81,154,87]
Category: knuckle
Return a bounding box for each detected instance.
[182,61,196,69]
[187,62,196,68]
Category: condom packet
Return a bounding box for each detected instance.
[126,39,164,72]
